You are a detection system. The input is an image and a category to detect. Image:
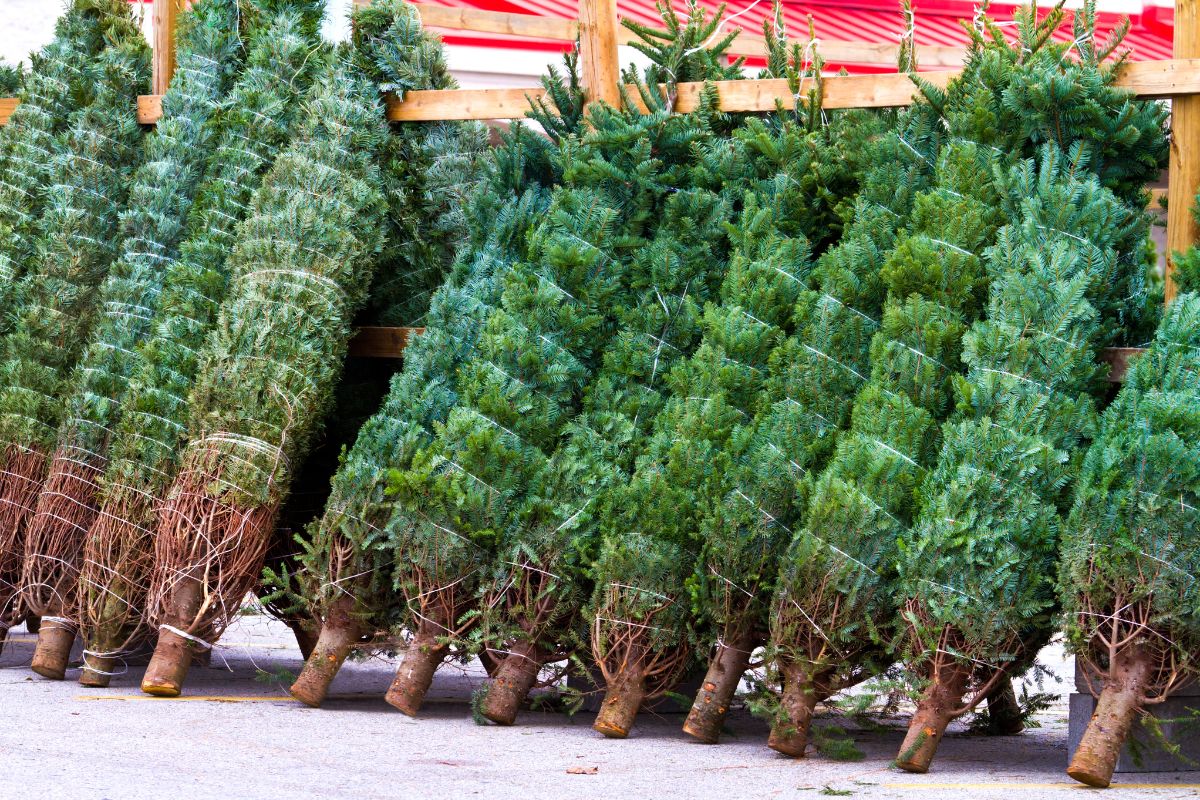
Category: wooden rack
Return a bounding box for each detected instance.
[1,0,1196,372]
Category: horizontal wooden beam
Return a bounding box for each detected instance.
[0,56,1188,126]
[415,4,968,67]
[348,326,423,358]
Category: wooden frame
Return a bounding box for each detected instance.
[0,0,1192,372]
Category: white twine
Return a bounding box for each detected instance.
[160,624,213,650]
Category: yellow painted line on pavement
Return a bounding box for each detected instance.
[885,783,1200,790]
[76,694,292,703]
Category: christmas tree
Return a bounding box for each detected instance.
[142,1,479,697]
[1061,287,1200,787]
[364,2,754,718]
[894,144,1151,772]
[0,10,149,653]
[0,0,139,316]
[588,84,939,738]
[761,2,1165,754]
[19,0,254,681]
[75,7,324,687]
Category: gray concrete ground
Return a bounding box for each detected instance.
[3,611,1199,799]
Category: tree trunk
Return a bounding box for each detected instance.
[25,613,40,634]
[683,632,756,744]
[290,597,363,708]
[1067,644,1155,788]
[768,659,822,757]
[481,640,546,726]
[984,675,1024,736]
[0,624,8,657]
[895,657,973,773]
[290,622,320,661]
[593,663,646,739]
[141,576,205,697]
[384,631,447,716]
[30,620,76,680]
[79,653,116,688]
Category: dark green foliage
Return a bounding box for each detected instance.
[52,0,256,470]
[897,145,1149,694]
[0,63,21,96]
[0,0,141,323]
[0,35,150,455]
[1061,293,1200,698]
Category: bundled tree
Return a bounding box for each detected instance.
[368,2,754,718]
[893,144,1152,773]
[0,0,138,315]
[75,9,324,687]
[0,19,149,653]
[0,63,21,96]
[285,104,565,705]
[20,0,254,680]
[761,141,999,755]
[262,42,490,660]
[587,87,940,738]
[477,28,890,728]
[1061,288,1200,788]
[142,3,465,697]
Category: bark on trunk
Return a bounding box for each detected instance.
[895,657,973,773]
[79,653,115,688]
[984,675,1024,736]
[593,664,647,739]
[141,576,205,697]
[768,660,822,757]
[481,640,546,726]
[1067,645,1155,788]
[30,620,76,680]
[289,597,364,708]
[683,632,756,744]
[384,631,447,716]
[0,625,7,657]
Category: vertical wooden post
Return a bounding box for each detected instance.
[1166,0,1200,305]
[578,0,621,108]
[152,0,184,96]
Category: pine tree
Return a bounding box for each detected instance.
[588,92,938,738]
[893,145,1150,772]
[479,29,892,731]
[0,63,21,96]
[0,14,149,651]
[0,0,138,316]
[1061,292,1200,788]
[19,0,255,681]
[75,8,324,687]
[762,140,999,755]
[284,109,565,707]
[142,1,472,698]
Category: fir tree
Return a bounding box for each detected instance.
[285,114,564,708]
[588,93,939,737]
[893,145,1149,772]
[1061,294,1200,788]
[20,0,254,681]
[0,15,149,651]
[0,63,21,96]
[143,1,471,698]
[0,0,139,317]
[762,140,999,755]
[76,8,324,687]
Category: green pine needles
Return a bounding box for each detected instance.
[18,0,256,673]
[0,0,141,317]
[0,10,148,642]
[1061,292,1200,788]
[76,7,325,684]
[894,144,1150,772]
